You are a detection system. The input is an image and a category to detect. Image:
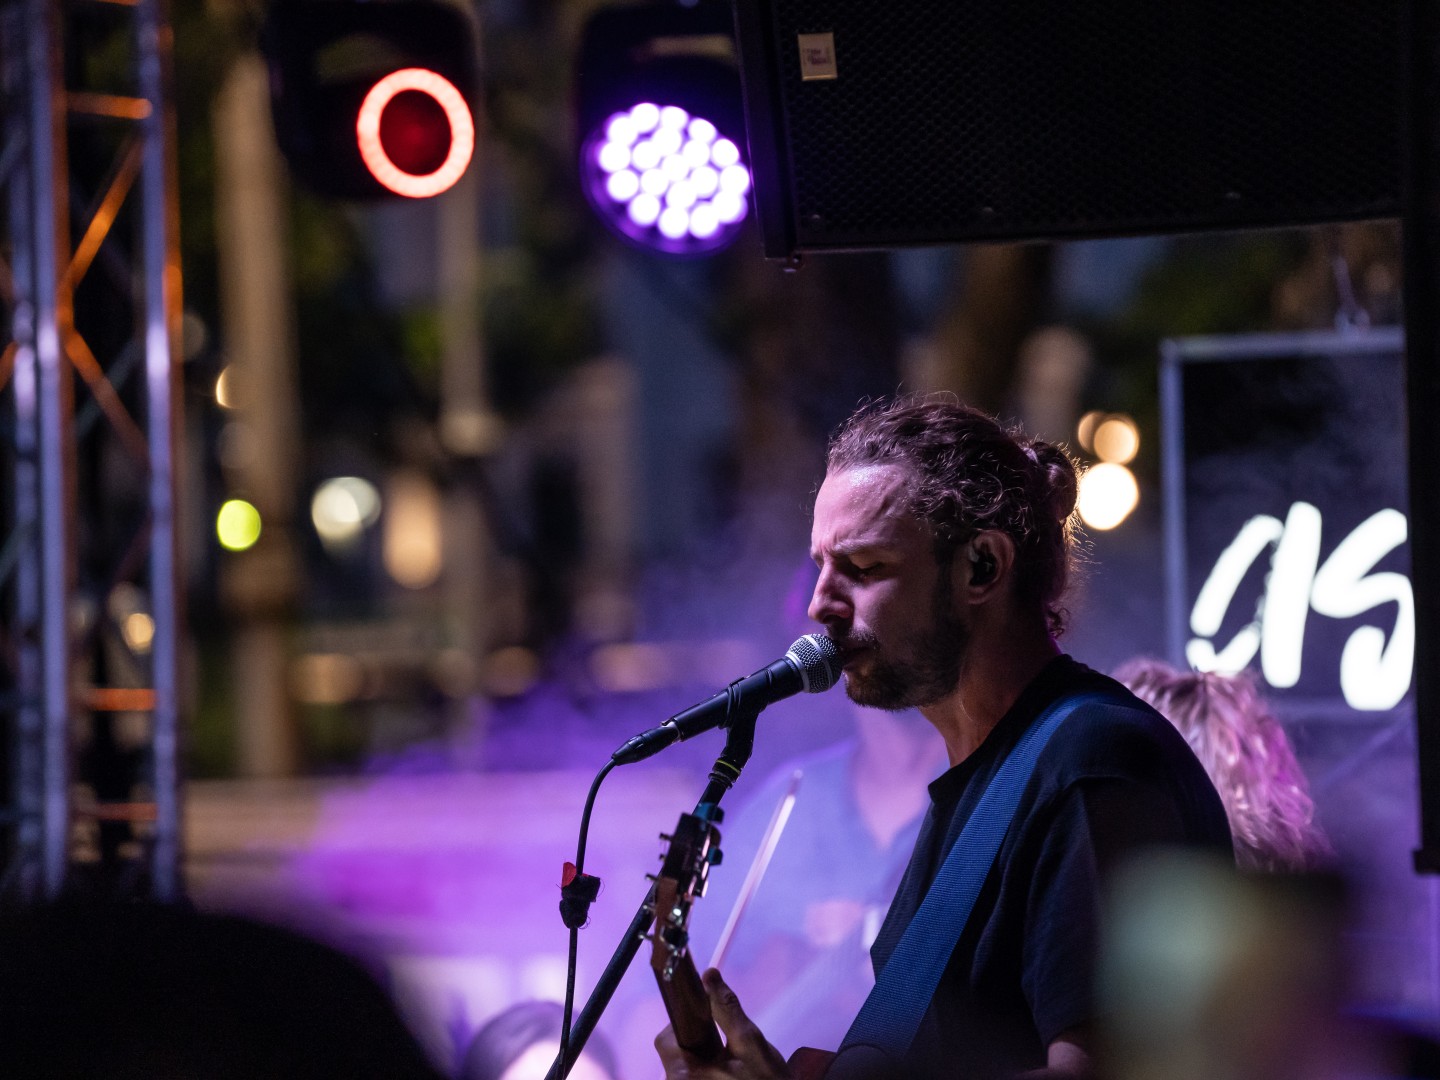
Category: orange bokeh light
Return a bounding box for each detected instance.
[356,68,475,198]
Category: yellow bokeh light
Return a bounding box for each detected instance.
[121,612,156,654]
[215,366,237,409]
[1093,415,1140,464]
[291,653,365,705]
[1078,463,1139,530]
[382,471,443,588]
[1076,409,1106,453]
[216,498,262,551]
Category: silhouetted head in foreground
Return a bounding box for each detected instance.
[0,901,444,1080]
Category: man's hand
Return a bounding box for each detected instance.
[655,968,792,1080]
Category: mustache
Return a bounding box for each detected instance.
[829,628,880,656]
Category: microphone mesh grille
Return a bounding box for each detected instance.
[788,633,842,693]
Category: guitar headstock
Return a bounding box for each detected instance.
[650,811,722,982]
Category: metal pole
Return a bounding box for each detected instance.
[27,0,73,899]
[4,0,45,898]
[136,0,183,901]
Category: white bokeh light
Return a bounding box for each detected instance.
[606,169,640,201]
[652,126,683,157]
[691,166,719,197]
[312,476,382,547]
[1077,463,1139,530]
[658,206,691,239]
[628,192,662,225]
[666,181,697,209]
[662,154,690,182]
[605,115,638,146]
[629,102,660,132]
[597,142,630,173]
[689,203,720,238]
[720,164,751,194]
[682,139,711,168]
[714,191,746,223]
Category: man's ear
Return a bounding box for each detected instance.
[961,531,1014,600]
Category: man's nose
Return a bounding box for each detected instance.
[808,568,850,625]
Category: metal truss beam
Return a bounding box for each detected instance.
[1,0,183,901]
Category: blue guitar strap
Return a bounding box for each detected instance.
[838,689,1114,1060]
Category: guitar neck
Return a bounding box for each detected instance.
[656,934,725,1060]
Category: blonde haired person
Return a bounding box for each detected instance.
[1114,658,1332,873]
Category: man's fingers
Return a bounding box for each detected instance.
[701,967,751,1037]
[655,1023,705,1080]
[702,968,790,1077]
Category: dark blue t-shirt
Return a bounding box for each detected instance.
[843,656,1232,1080]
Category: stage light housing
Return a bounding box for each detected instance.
[575,3,750,256]
[263,0,479,201]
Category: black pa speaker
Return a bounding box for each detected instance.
[730,0,1402,261]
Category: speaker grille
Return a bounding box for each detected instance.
[739,0,1400,252]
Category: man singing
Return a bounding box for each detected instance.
[656,396,1231,1080]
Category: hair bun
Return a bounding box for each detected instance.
[1026,439,1079,524]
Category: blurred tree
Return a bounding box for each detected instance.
[932,244,1055,416]
[1074,221,1402,479]
[477,0,605,419]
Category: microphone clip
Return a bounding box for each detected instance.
[560,861,602,929]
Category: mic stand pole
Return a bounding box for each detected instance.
[544,708,761,1080]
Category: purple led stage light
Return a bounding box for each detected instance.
[582,101,751,256]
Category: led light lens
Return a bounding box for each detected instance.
[583,103,751,255]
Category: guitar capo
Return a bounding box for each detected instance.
[560,861,603,929]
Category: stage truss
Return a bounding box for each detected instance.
[0,0,181,900]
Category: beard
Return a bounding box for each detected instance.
[842,564,969,710]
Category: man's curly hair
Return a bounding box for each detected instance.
[826,394,1081,636]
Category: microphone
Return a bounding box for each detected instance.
[611,634,843,766]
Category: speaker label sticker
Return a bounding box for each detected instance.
[797,33,838,80]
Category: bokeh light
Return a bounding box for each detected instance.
[1093,415,1140,464]
[383,471,443,589]
[292,653,365,706]
[215,366,237,410]
[311,476,382,549]
[121,612,156,654]
[582,101,751,255]
[1078,463,1139,530]
[216,499,262,551]
[1076,409,1105,453]
[355,68,475,199]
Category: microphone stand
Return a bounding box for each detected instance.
[543,707,761,1080]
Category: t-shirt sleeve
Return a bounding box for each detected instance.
[1021,776,1193,1045]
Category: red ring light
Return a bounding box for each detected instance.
[356,68,475,198]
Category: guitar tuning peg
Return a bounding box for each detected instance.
[659,832,674,843]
